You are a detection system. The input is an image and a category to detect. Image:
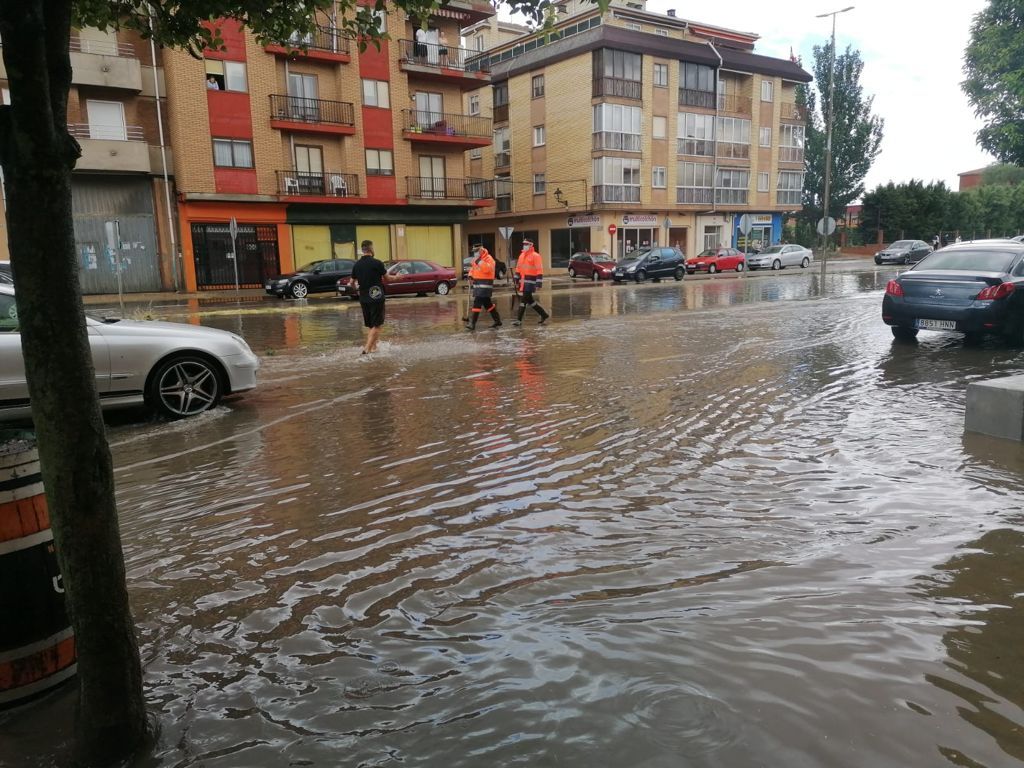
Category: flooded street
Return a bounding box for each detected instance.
[5,263,1024,767]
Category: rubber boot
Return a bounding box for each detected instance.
[489,308,502,328]
[513,306,527,326]
[466,311,478,331]
[534,304,549,325]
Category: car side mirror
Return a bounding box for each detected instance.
[312,267,322,274]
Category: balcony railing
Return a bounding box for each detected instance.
[69,36,135,57]
[781,102,808,121]
[677,138,714,157]
[406,176,493,200]
[399,39,490,72]
[779,146,804,163]
[283,25,350,55]
[68,123,144,141]
[592,184,641,204]
[717,142,750,160]
[269,94,355,126]
[676,187,714,205]
[494,151,511,168]
[493,103,509,123]
[592,76,642,100]
[592,132,642,152]
[717,93,752,114]
[715,189,748,205]
[679,88,715,109]
[401,109,492,138]
[276,170,359,197]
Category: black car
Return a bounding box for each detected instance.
[882,241,1024,343]
[874,240,932,265]
[611,247,685,283]
[265,258,355,299]
[0,261,11,284]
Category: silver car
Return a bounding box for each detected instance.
[746,244,814,271]
[0,283,259,420]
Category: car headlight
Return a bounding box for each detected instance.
[275,278,288,285]
[626,266,636,272]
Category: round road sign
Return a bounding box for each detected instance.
[608,224,617,235]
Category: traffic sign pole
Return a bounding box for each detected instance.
[608,223,617,263]
[816,216,836,279]
[229,216,240,295]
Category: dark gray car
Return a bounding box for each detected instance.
[875,240,932,265]
[611,247,685,283]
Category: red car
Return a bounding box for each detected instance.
[568,251,616,281]
[337,259,457,299]
[686,247,746,274]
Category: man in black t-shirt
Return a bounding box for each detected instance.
[350,240,387,354]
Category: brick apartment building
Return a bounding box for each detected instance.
[462,0,812,268]
[0,27,178,293]
[164,0,496,292]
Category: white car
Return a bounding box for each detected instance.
[746,244,814,271]
[0,283,259,420]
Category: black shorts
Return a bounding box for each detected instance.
[361,300,385,328]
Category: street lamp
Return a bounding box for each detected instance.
[554,187,569,209]
[816,5,854,279]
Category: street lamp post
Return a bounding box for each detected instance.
[817,5,854,280]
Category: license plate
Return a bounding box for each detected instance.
[915,318,956,330]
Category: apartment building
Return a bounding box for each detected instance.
[462,1,812,268]
[164,0,495,292]
[0,27,177,293]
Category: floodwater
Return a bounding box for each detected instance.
[5,264,1024,768]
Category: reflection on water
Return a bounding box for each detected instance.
[4,271,1024,768]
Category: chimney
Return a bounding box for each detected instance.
[667,9,676,16]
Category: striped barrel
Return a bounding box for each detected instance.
[0,431,77,708]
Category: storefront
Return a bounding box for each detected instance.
[732,213,783,251]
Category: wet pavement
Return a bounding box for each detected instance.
[4,260,1024,767]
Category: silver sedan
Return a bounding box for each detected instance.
[0,283,259,420]
[746,244,814,271]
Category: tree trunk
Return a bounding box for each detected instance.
[0,1,147,764]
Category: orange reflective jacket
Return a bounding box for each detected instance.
[516,247,543,291]
[469,248,496,281]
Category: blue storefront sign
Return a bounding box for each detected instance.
[733,213,782,250]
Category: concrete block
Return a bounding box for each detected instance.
[965,374,1024,441]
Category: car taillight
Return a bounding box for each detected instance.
[976,282,1015,301]
[885,280,904,297]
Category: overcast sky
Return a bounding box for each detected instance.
[643,0,996,195]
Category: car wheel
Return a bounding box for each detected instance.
[891,326,919,342]
[771,259,782,271]
[148,354,223,419]
[591,271,600,282]
[436,282,451,296]
[708,264,718,274]
[290,281,309,299]
[674,266,684,281]
[568,267,577,278]
[801,257,810,268]
[874,257,882,265]
[736,262,745,273]
[635,269,646,283]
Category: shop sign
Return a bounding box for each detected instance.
[622,214,659,226]
[567,214,601,229]
[750,214,774,224]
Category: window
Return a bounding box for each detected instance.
[680,62,715,106]
[204,60,247,92]
[361,79,390,108]
[532,74,545,98]
[716,168,749,204]
[494,126,510,166]
[652,166,666,188]
[655,27,668,36]
[716,116,750,144]
[761,79,774,102]
[625,22,642,31]
[366,148,394,176]
[595,49,642,81]
[533,173,546,194]
[779,123,805,161]
[654,63,668,87]
[653,116,667,139]
[677,112,715,156]
[496,174,512,212]
[372,8,387,34]
[759,126,771,147]
[758,172,770,192]
[593,103,642,151]
[493,82,509,108]
[676,161,713,204]
[475,34,485,51]
[533,125,546,146]
[468,94,480,116]
[777,171,803,205]
[703,225,723,251]
[213,138,253,168]
[593,157,641,202]
[469,147,482,159]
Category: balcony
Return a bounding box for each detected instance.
[679,88,715,109]
[276,170,359,199]
[69,36,141,91]
[592,131,642,153]
[717,93,752,115]
[676,188,714,205]
[677,139,714,157]
[265,26,351,63]
[779,146,805,164]
[717,142,750,160]
[399,40,491,90]
[493,103,509,123]
[494,151,511,169]
[496,196,512,213]
[407,176,493,203]
[69,124,151,173]
[592,185,641,204]
[401,110,492,150]
[269,95,356,136]
[714,189,749,206]
[781,102,808,122]
[592,76,642,100]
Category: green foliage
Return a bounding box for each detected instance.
[981,163,1024,186]
[963,0,1024,164]
[799,42,883,227]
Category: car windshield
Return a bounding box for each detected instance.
[695,249,719,258]
[297,261,325,272]
[760,245,785,254]
[623,249,650,261]
[915,249,1017,273]
[890,241,914,249]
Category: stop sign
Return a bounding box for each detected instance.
[608,224,617,235]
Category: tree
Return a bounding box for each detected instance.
[799,41,884,226]
[962,0,1024,165]
[0,0,578,764]
[859,180,951,243]
[982,163,1024,187]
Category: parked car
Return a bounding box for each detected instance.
[874,240,932,265]
[686,247,746,274]
[1012,235,1024,243]
[882,240,1024,344]
[265,258,356,299]
[0,261,11,284]
[0,283,258,420]
[746,244,813,271]
[568,251,616,281]
[338,259,457,299]
[610,247,685,283]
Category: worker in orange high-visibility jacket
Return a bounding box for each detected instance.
[513,238,549,326]
[465,244,502,331]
